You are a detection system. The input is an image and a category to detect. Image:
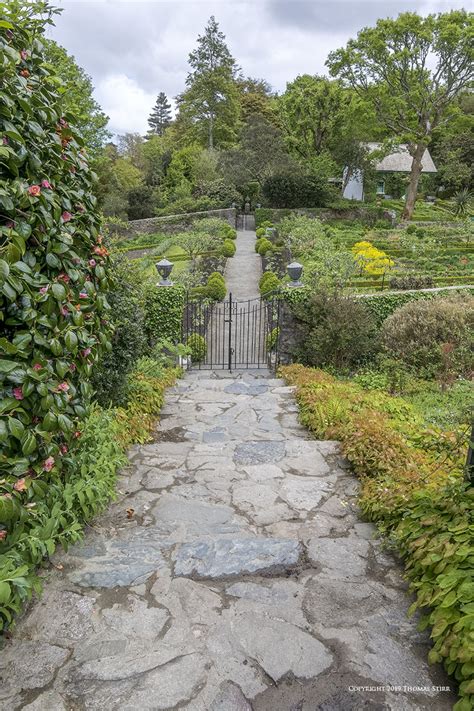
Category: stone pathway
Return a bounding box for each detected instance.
[0,372,455,710]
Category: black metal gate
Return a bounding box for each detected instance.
[183,293,280,370]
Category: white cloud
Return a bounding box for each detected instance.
[95,74,157,136]
[48,0,470,135]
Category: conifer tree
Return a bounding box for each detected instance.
[147,92,172,137]
[177,16,240,149]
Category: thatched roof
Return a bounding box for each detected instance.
[366,142,437,173]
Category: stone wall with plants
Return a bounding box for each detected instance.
[112,208,237,238]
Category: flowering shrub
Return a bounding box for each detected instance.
[0,4,114,627]
[280,364,473,710]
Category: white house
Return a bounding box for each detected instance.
[343,143,437,201]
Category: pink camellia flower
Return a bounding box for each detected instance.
[0,530,7,541]
[2,136,8,145]
[13,387,24,400]
[73,431,81,439]
[57,382,69,392]
[13,478,27,492]
[27,185,41,197]
[60,306,68,317]
[32,363,42,371]
[79,291,88,299]
[70,362,77,372]
[59,444,68,455]
[39,286,48,295]
[81,347,92,357]
[61,211,72,222]
[88,259,96,267]
[20,49,28,60]
[41,179,51,189]
[43,457,55,472]
[58,273,70,283]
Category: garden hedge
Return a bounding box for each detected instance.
[281,285,474,327]
[144,283,185,346]
[1,4,117,626]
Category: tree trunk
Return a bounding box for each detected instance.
[208,114,214,150]
[402,143,425,220]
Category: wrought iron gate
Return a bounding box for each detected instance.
[183,293,280,370]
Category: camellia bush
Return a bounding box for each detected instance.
[0,2,113,625]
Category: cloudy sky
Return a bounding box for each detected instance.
[48,0,469,136]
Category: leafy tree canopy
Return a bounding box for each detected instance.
[327,10,474,218]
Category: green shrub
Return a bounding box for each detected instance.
[259,271,281,296]
[262,174,332,209]
[144,284,185,346]
[292,291,378,370]
[256,227,266,238]
[222,240,236,257]
[280,364,472,710]
[266,327,280,352]
[92,258,149,407]
[359,287,474,327]
[382,296,474,378]
[0,2,117,624]
[187,333,207,363]
[257,238,273,256]
[255,237,264,253]
[206,272,226,301]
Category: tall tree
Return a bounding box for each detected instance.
[221,115,296,191]
[327,10,474,219]
[177,16,241,149]
[278,75,349,160]
[237,77,278,125]
[147,92,172,137]
[43,40,110,153]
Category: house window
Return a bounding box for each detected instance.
[376,180,385,195]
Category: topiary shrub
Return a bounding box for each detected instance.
[222,239,236,257]
[206,272,226,301]
[292,291,378,370]
[187,333,207,363]
[381,296,474,378]
[256,227,266,238]
[257,238,273,256]
[255,237,264,253]
[259,271,281,297]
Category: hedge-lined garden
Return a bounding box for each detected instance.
[281,365,473,711]
[0,4,181,631]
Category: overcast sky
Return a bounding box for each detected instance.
[48,0,469,136]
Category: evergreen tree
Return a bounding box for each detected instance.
[147,92,172,137]
[177,16,240,149]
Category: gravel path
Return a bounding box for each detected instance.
[0,371,454,710]
[225,228,261,301]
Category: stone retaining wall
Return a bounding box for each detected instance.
[111,208,237,238]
